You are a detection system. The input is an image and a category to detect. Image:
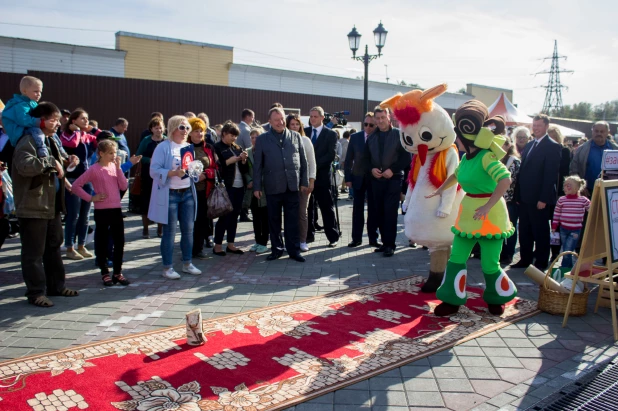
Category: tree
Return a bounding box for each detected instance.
[551,100,618,121]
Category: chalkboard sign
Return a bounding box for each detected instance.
[602,150,618,171]
[605,185,618,263]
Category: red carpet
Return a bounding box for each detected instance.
[0,276,538,410]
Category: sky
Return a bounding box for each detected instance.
[1,0,617,116]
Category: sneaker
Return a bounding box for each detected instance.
[162,268,181,279]
[66,249,84,260]
[76,247,93,258]
[183,263,202,275]
[250,244,259,252]
[255,245,269,254]
[300,242,309,252]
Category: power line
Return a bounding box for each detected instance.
[0,21,115,32]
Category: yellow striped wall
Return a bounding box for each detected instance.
[117,35,232,86]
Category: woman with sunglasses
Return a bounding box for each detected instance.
[148,116,201,279]
[286,114,316,252]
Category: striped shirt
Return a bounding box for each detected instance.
[551,195,591,231]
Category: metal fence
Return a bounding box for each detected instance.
[0,71,382,153]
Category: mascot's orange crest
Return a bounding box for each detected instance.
[380,83,456,167]
[380,86,444,127]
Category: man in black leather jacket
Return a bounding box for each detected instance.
[363,107,411,256]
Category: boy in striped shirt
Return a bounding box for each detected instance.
[551,176,591,268]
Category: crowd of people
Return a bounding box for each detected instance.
[0,75,615,308]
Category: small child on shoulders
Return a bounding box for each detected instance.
[71,140,131,286]
[1,76,67,159]
[551,175,591,268]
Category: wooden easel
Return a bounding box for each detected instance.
[562,178,618,341]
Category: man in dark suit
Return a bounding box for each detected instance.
[344,112,380,247]
[512,114,561,270]
[304,106,340,247]
[253,107,309,262]
[363,107,411,257]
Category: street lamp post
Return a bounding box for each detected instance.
[347,22,388,116]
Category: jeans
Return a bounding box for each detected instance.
[94,208,124,275]
[65,181,92,248]
[27,127,48,157]
[192,190,209,256]
[560,227,580,268]
[502,202,519,258]
[161,189,195,268]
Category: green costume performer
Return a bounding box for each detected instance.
[432,100,517,317]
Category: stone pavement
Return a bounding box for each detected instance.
[1,195,617,411]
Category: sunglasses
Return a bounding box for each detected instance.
[178,125,191,131]
[364,123,376,127]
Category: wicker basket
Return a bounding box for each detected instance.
[537,251,590,316]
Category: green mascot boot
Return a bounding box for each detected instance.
[482,269,517,315]
[435,261,468,316]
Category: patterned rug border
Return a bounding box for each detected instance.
[0,275,540,411]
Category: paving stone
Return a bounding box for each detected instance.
[369,377,404,391]
[482,347,514,357]
[540,366,567,379]
[432,367,467,379]
[517,358,558,373]
[469,379,514,398]
[505,382,534,398]
[510,348,544,358]
[437,378,475,392]
[305,392,333,404]
[477,337,507,348]
[370,391,408,406]
[428,355,461,367]
[501,338,535,348]
[454,346,486,357]
[509,395,541,409]
[458,356,492,367]
[486,392,518,407]
[464,367,500,380]
[494,368,537,384]
[294,404,332,411]
[487,356,523,368]
[334,389,371,405]
[496,329,528,339]
[539,348,578,362]
[345,379,369,390]
[441,393,488,411]
[469,404,499,411]
[527,384,560,399]
[401,365,434,379]
[406,391,445,407]
[403,378,439,392]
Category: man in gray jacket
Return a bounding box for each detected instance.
[12,102,80,307]
[253,107,309,262]
[571,121,618,195]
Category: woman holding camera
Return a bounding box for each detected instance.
[212,121,249,256]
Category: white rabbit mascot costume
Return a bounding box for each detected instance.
[380,84,464,292]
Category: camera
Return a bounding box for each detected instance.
[323,111,349,126]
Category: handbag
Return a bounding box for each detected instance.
[130,162,142,195]
[207,170,233,219]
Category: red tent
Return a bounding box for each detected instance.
[487,93,532,126]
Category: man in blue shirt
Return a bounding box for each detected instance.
[571,121,618,196]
